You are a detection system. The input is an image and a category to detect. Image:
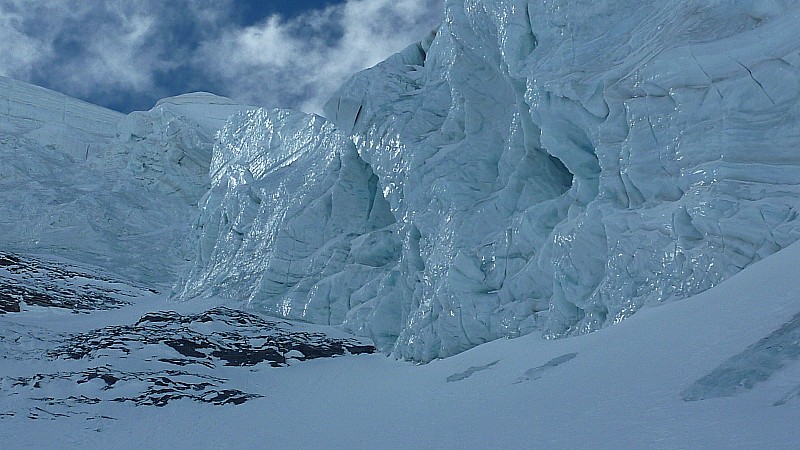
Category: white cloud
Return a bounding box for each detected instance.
[0,0,442,113]
[0,7,48,79]
[212,16,302,72]
[194,0,442,113]
[0,2,157,94]
[70,14,159,95]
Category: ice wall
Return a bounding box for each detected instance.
[326,0,800,359]
[174,109,400,345]
[179,0,800,361]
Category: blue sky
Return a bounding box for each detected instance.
[0,0,441,114]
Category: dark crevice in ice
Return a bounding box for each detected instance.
[513,353,578,384]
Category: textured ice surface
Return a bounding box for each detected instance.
[176,0,800,360]
[0,78,252,286]
[319,0,800,359]
[175,109,399,345]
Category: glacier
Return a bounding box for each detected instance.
[0,78,252,286]
[175,0,800,361]
[3,0,800,363]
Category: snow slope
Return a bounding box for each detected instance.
[3,231,800,448]
[0,77,253,286]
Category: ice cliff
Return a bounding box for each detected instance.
[176,0,800,361]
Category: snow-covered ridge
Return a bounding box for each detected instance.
[154,92,255,137]
[0,75,124,165]
[0,75,122,137]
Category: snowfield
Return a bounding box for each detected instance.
[2,241,800,448]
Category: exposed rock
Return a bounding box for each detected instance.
[50,307,375,367]
[2,305,374,419]
[0,252,152,313]
[8,366,262,417]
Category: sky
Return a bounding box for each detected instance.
[0,0,442,114]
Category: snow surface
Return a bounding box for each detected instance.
[3,236,800,448]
